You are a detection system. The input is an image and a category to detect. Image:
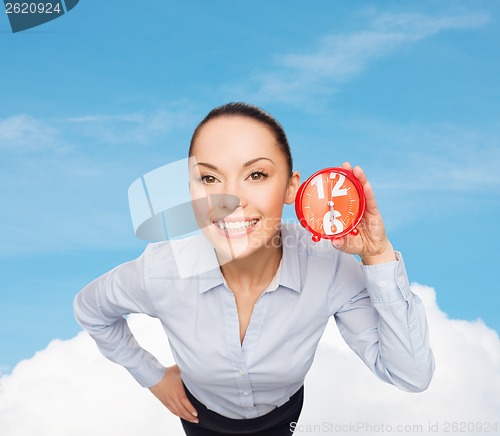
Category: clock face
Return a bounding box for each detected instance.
[295,167,366,242]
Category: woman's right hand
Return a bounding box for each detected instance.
[148,364,199,424]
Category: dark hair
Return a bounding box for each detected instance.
[189,102,293,176]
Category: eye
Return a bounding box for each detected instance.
[201,175,218,184]
[248,171,268,181]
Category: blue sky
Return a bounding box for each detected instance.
[1,0,499,373]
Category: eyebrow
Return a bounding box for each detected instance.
[193,157,275,170]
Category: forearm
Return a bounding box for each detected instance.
[362,252,434,391]
[336,252,435,392]
[73,250,167,388]
[74,293,166,387]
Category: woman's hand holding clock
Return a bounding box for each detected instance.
[295,161,396,265]
[330,162,396,265]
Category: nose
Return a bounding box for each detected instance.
[221,194,241,210]
[210,194,241,215]
[206,177,250,220]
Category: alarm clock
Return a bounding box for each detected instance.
[295,167,366,242]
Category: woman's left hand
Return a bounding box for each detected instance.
[330,162,397,265]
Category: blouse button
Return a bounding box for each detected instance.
[239,369,246,376]
[243,391,249,396]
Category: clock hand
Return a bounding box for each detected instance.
[328,200,335,221]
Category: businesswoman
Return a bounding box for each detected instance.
[74,102,434,435]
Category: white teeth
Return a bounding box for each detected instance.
[215,219,258,231]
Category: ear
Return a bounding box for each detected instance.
[285,171,301,205]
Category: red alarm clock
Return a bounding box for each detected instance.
[295,167,366,242]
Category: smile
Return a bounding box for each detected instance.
[214,219,259,231]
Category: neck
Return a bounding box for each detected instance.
[218,233,282,295]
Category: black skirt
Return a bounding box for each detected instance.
[180,383,304,436]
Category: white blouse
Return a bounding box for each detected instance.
[73,223,434,419]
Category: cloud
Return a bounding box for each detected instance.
[230,12,490,106]
[62,109,194,145]
[360,121,500,192]
[0,109,194,255]
[0,115,64,153]
[306,117,500,232]
[0,108,194,156]
[0,284,498,436]
[0,317,181,436]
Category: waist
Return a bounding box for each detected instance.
[182,382,304,433]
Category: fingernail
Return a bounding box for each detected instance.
[192,411,198,417]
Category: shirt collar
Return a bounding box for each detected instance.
[168,233,223,294]
[195,226,302,294]
[196,245,224,294]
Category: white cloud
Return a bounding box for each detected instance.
[0,108,194,156]
[62,109,194,145]
[0,115,65,153]
[233,12,490,106]
[0,146,135,255]
[0,284,498,436]
[0,109,194,255]
[309,117,500,232]
[363,121,500,192]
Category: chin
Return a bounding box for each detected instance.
[208,228,282,266]
[205,227,256,263]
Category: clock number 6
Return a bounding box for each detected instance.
[323,209,344,235]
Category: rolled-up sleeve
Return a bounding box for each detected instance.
[73,246,167,388]
[334,252,435,392]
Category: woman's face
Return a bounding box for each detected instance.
[189,116,300,262]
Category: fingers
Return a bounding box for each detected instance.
[180,396,199,422]
[331,236,346,250]
[363,180,379,215]
[353,165,368,185]
[340,162,379,215]
[341,161,353,172]
[149,365,199,424]
[341,162,368,186]
[169,385,198,423]
[342,161,368,184]
[166,394,199,423]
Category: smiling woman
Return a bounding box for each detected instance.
[73,102,435,436]
[188,113,299,266]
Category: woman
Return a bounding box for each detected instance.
[73,102,434,436]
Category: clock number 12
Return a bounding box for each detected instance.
[311,172,348,200]
[329,172,348,197]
